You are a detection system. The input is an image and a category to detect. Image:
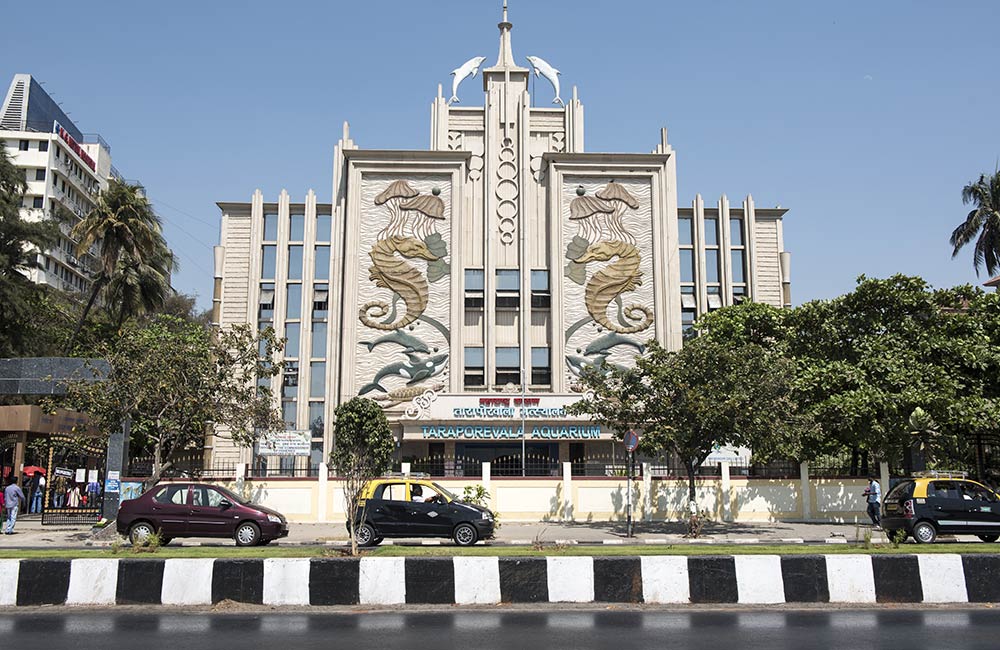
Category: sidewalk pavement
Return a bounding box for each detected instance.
[0,515,982,548]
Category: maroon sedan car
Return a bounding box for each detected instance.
[116,483,288,546]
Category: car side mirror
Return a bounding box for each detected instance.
[219,499,232,509]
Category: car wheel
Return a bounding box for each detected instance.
[355,523,377,547]
[235,521,261,546]
[453,523,478,546]
[978,535,999,543]
[913,521,937,544]
[129,521,156,546]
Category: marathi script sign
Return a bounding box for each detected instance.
[258,430,312,456]
[404,394,589,421]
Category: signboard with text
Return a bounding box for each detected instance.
[258,430,312,456]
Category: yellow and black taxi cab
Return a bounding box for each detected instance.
[350,474,495,547]
[882,471,1000,544]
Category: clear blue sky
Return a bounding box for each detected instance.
[3,1,999,310]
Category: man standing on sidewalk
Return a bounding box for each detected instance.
[864,476,882,530]
[3,478,25,534]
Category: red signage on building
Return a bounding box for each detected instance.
[52,121,96,172]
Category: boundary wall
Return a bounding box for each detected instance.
[193,461,884,524]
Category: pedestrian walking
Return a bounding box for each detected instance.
[864,476,882,529]
[67,483,81,508]
[52,474,66,508]
[29,474,45,513]
[3,478,26,534]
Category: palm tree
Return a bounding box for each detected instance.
[104,243,176,329]
[950,171,1000,276]
[65,179,170,351]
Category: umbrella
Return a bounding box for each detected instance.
[22,466,46,476]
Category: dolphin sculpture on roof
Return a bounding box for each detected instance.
[525,55,563,106]
[449,56,487,105]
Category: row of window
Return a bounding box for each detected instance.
[261,245,330,281]
[464,346,551,387]
[259,283,328,322]
[263,212,332,243]
[16,139,48,152]
[464,269,551,310]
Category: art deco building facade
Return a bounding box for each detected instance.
[210,9,792,474]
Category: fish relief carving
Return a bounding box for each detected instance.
[567,182,653,334]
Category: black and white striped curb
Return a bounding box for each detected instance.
[0,555,994,607]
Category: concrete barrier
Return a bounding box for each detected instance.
[1,554,991,607]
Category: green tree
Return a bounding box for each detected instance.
[62,317,284,483]
[66,179,173,351]
[0,145,57,356]
[330,397,395,555]
[950,171,1000,276]
[569,339,806,507]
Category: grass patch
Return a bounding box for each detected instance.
[0,542,997,560]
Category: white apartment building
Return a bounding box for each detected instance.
[211,7,792,476]
[0,74,120,294]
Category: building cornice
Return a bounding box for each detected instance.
[543,152,672,165]
[343,149,471,162]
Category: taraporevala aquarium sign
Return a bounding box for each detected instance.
[420,424,602,440]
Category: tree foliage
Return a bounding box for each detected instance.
[568,338,807,503]
[67,179,174,351]
[62,316,284,483]
[330,397,395,555]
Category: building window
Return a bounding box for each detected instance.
[308,402,325,438]
[732,285,747,303]
[316,214,332,242]
[310,362,326,398]
[283,362,299,399]
[263,213,278,241]
[282,400,297,429]
[705,249,720,284]
[38,140,48,152]
[259,283,275,320]
[731,249,746,284]
[682,309,697,338]
[678,216,693,246]
[314,246,330,280]
[19,140,28,151]
[496,269,519,310]
[707,286,723,311]
[287,245,303,280]
[261,245,276,279]
[311,321,327,359]
[530,270,550,309]
[284,322,301,359]
[531,347,551,386]
[286,284,302,319]
[680,249,695,284]
[32,197,42,209]
[35,169,45,181]
[704,217,719,246]
[464,347,485,387]
[289,213,305,241]
[495,347,520,386]
[312,284,329,319]
[730,218,744,246]
[464,269,484,309]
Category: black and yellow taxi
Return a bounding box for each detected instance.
[881,471,1000,544]
[350,475,495,547]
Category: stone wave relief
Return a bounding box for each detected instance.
[563,180,655,389]
[356,178,451,400]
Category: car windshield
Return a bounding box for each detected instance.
[431,482,459,501]
[209,485,244,504]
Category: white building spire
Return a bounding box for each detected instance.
[495,0,516,68]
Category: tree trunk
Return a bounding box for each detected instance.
[65,278,104,354]
[850,447,859,476]
[684,459,697,509]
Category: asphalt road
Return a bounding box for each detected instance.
[0,610,997,649]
